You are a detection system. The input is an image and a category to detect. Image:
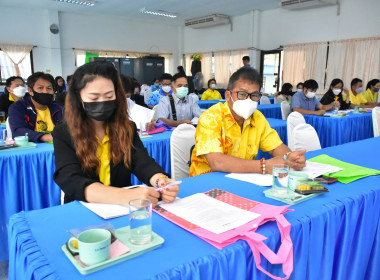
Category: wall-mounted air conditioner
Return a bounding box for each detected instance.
[280,0,337,10]
[185,14,230,29]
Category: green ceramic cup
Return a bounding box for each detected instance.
[68,228,111,266]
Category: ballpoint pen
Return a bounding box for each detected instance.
[155,180,182,191]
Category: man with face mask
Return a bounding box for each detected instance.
[147,73,173,109]
[8,72,63,142]
[0,76,28,117]
[189,67,306,177]
[290,79,327,116]
[154,73,202,127]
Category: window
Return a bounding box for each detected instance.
[0,50,33,83]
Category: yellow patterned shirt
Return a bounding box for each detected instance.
[189,102,283,177]
[201,88,223,100]
[362,88,377,103]
[96,132,111,186]
[35,108,55,133]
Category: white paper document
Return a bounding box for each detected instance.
[80,185,148,219]
[80,201,129,219]
[191,117,199,125]
[127,99,155,129]
[160,193,260,234]
[225,173,273,186]
[292,161,343,178]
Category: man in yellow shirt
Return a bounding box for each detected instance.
[8,72,63,142]
[0,76,27,117]
[347,78,376,108]
[201,79,223,100]
[190,67,306,177]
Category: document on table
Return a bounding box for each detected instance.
[80,185,147,219]
[159,193,260,234]
[127,99,155,130]
[225,173,273,186]
[191,117,199,125]
[292,161,343,178]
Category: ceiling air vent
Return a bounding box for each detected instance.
[280,0,337,10]
[185,14,230,29]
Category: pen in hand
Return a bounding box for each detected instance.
[155,180,182,192]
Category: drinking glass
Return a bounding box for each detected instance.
[129,198,152,245]
[271,164,290,198]
[139,122,150,137]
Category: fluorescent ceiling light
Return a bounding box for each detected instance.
[54,0,97,7]
[140,8,177,18]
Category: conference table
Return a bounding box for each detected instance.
[304,111,373,148]
[8,137,380,279]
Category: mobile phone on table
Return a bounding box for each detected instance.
[315,175,338,184]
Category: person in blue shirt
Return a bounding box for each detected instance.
[150,78,161,93]
[147,73,173,109]
[291,79,329,116]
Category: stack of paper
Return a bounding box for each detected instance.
[127,99,154,129]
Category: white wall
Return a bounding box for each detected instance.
[259,0,380,50]
[182,0,380,69]
[1,6,181,78]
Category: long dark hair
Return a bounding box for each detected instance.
[55,76,66,93]
[65,61,134,175]
[279,83,293,96]
[326,78,344,94]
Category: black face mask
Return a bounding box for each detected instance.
[83,100,117,121]
[32,90,54,106]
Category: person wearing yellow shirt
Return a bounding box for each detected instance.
[190,67,306,177]
[362,79,380,106]
[201,79,223,100]
[8,72,63,142]
[348,78,374,108]
[52,61,179,206]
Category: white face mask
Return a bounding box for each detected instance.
[306,91,316,99]
[231,98,258,119]
[297,88,303,93]
[13,86,26,98]
[162,85,171,93]
[210,84,216,89]
[332,89,341,96]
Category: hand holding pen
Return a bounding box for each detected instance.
[155,180,181,203]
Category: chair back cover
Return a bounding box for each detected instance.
[170,124,196,180]
[287,112,305,150]
[260,96,271,104]
[293,123,321,151]
[281,101,290,120]
[5,117,12,140]
[372,107,380,137]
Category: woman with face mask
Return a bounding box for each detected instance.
[320,79,352,110]
[362,79,380,106]
[52,61,179,206]
[201,79,222,100]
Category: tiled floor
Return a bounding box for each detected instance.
[0,261,8,280]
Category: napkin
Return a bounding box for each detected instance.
[308,154,380,184]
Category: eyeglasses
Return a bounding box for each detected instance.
[229,90,262,101]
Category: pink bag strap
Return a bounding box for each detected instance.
[242,214,293,280]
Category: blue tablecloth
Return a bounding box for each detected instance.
[304,112,373,148]
[0,143,59,261]
[8,137,380,279]
[131,131,172,185]
[0,133,172,261]
[257,104,282,119]
[197,100,224,109]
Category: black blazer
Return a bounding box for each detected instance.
[52,121,165,203]
[320,90,351,110]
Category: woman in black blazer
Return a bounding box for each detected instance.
[52,61,179,205]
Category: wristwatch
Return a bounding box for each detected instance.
[283,151,292,161]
